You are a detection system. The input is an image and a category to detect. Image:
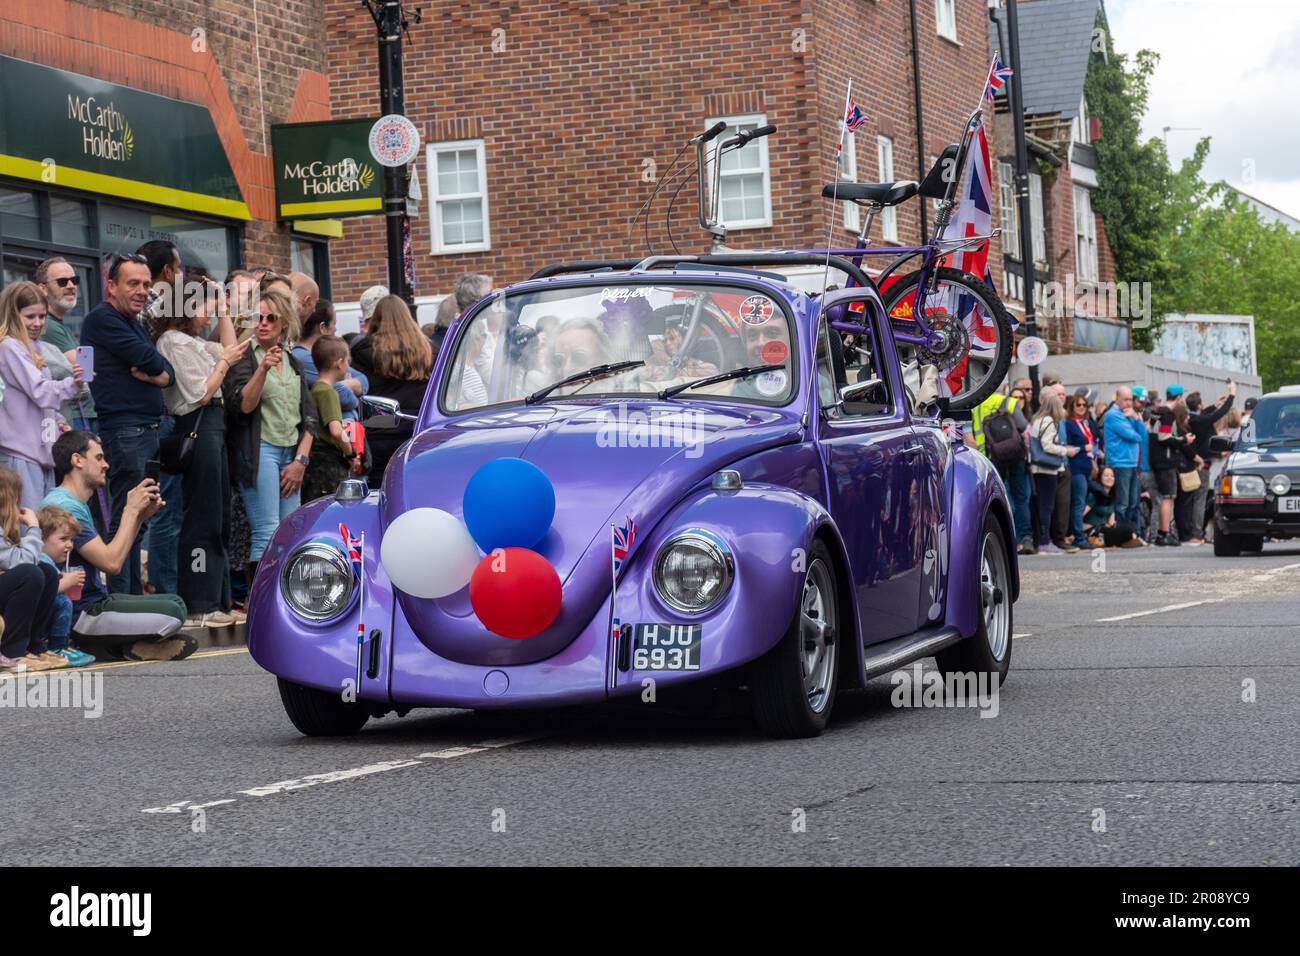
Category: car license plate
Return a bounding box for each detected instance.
[1278,496,1300,514]
[632,624,701,671]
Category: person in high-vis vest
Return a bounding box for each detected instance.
[970,388,1034,553]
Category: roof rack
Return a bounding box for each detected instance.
[528,252,874,289]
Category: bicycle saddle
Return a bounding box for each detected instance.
[821,180,919,206]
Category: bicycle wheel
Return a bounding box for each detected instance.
[880,267,1013,410]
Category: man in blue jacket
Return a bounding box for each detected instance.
[80,253,176,595]
[1103,385,1147,528]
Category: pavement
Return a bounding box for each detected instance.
[3,541,1298,866]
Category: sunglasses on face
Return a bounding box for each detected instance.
[51,276,80,288]
[258,313,280,325]
[554,349,592,367]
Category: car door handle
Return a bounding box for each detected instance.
[900,444,925,457]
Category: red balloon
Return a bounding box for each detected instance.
[469,547,562,639]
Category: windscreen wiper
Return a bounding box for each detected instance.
[658,363,786,400]
[524,361,645,404]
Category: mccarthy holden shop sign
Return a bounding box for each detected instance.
[0,55,249,220]
[271,119,385,220]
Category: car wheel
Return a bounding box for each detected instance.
[750,541,840,738]
[1213,532,1243,557]
[277,678,370,736]
[935,513,1012,686]
[1240,536,1264,552]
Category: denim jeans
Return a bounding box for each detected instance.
[147,415,183,595]
[99,422,160,595]
[1069,471,1089,546]
[1113,466,1142,528]
[239,441,299,562]
[48,593,74,652]
[997,458,1033,544]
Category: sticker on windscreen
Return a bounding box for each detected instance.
[762,340,789,365]
[755,369,787,396]
[739,294,776,326]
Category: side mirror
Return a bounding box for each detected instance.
[1209,435,1234,454]
[838,377,887,406]
[819,287,882,332]
[360,395,417,424]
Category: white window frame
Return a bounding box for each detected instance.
[935,0,958,42]
[842,132,859,233]
[704,113,773,230]
[876,135,897,242]
[997,161,1019,255]
[428,139,491,255]
[1029,171,1046,263]
[1074,185,1098,282]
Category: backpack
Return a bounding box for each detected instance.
[983,399,1025,464]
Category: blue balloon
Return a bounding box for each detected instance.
[463,458,555,553]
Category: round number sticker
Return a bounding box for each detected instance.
[1017,335,1048,367]
[755,370,787,396]
[761,340,789,365]
[739,295,775,326]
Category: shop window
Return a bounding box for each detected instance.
[0,186,40,241]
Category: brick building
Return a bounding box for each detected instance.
[0,0,335,332]
[989,0,1121,351]
[324,0,1001,312]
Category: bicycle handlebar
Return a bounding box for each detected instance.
[693,121,728,144]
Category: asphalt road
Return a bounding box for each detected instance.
[4,542,1299,866]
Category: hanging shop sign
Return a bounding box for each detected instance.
[272,118,386,220]
[0,55,249,220]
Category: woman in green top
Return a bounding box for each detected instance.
[223,289,316,582]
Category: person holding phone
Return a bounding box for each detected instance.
[23,291,94,432]
[153,280,247,628]
[0,281,85,509]
[223,288,316,585]
[34,256,98,432]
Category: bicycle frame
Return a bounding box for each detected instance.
[806,106,997,350]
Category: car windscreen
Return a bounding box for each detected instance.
[440,282,797,413]
[1242,397,1300,447]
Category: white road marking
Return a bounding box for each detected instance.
[1251,561,1300,582]
[141,732,555,814]
[1013,632,1032,640]
[1096,599,1224,622]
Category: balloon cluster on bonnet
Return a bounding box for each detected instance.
[379,458,562,639]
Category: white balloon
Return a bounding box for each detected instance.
[380,508,479,599]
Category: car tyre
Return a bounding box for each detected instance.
[1213,532,1243,557]
[935,513,1012,687]
[1240,536,1264,552]
[750,541,840,738]
[278,678,370,736]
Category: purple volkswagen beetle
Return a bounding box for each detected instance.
[248,254,1017,738]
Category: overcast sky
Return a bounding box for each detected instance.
[1106,0,1300,217]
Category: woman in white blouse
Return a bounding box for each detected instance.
[151,283,248,628]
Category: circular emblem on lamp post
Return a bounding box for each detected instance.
[1017,335,1048,367]
[369,114,420,167]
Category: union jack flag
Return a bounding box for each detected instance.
[612,516,636,571]
[985,58,1013,102]
[339,523,362,577]
[844,101,868,133]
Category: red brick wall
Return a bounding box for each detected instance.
[0,0,331,272]
[324,0,995,301]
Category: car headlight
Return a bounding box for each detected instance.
[280,543,355,621]
[1269,474,1292,496]
[653,529,733,614]
[1230,474,1266,497]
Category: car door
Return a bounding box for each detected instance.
[814,315,925,644]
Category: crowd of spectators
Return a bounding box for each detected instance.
[0,241,488,674]
[970,371,1241,554]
